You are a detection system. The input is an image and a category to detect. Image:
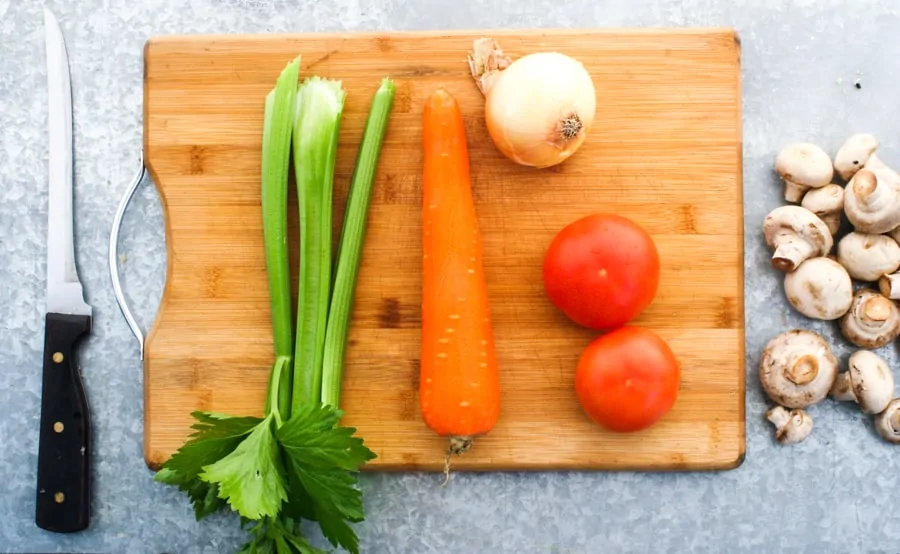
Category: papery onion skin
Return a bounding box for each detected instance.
[481,51,596,168]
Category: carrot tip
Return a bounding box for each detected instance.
[440,435,473,487]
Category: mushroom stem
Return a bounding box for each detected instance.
[865,295,893,320]
[762,206,833,272]
[878,272,900,300]
[784,182,808,203]
[853,169,879,199]
[766,405,813,445]
[759,329,839,408]
[875,399,900,444]
[786,354,819,385]
[766,405,791,428]
[773,241,817,272]
[839,288,900,349]
[829,372,855,402]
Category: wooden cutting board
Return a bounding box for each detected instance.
[142,27,745,472]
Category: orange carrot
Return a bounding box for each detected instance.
[419,87,501,482]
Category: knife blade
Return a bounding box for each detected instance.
[35,8,92,534]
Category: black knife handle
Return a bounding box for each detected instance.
[35,312,92,533]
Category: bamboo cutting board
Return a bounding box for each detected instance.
[142,28,745,472]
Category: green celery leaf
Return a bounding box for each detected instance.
[284,533,326,554]
[292,465,365,522]
[238,516,328,554]
[274,534,292,554]
[182,475,227,521]
[236,519,265,554]
[157,411,262,481]
[199,413,288,520]
[314,504,360,554]
[194,480,228,520]
[276,403,376,554]
[154,466,228,521]
[277,403,376,472]
[282,468,316,522]
[274,516,327,554]
[153,467,182,485]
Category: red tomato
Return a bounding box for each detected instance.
[543,213,660,330]
[575,326,680,433]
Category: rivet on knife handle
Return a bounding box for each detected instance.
[35,312,92,533]
[108,152,147,359]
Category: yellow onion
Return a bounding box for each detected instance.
[468,39,597,168]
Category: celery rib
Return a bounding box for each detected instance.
[321,78,396,410]
[291,77,346,411]
[260,55,301,420]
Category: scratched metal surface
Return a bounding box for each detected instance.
[1,0,899,552]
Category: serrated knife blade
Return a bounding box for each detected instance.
[35,8,92,534]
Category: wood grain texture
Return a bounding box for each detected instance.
[143,27,745,472]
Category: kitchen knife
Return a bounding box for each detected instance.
[35,8,92,534]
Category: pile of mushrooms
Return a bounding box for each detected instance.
[760,133,900,446]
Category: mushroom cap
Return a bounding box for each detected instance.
[783,257,853,320]
[801,184,844,235]
[775,142,834,188]
[762,206,833,271]
[759,329,839,408]
[839,288,900,349]
[834,133,879,181]
[836,232,900,282]
[875,398,900,444]
[844,167,900,234]
[830,350,895,414]
[765,405,813,444]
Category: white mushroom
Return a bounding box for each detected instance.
[834,133,883,181]
[775,142,835,203]
[887,225,900,245]
[878,230,900,298]
[765,405,813,444]
[878,271,900,300]
[829,350,895,414]
[839,288,900,349]
[801,184,844,235]
[843,167,900,234]
[835,231,900,282]
[874,399,900,444]
[759,329,839,408]
[783,257,853,320]
[762,206,833,272]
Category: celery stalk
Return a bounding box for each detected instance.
[260,55,301,422]
[291,77,346,410]
[156,60,379,552]
[321,78,396,409]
